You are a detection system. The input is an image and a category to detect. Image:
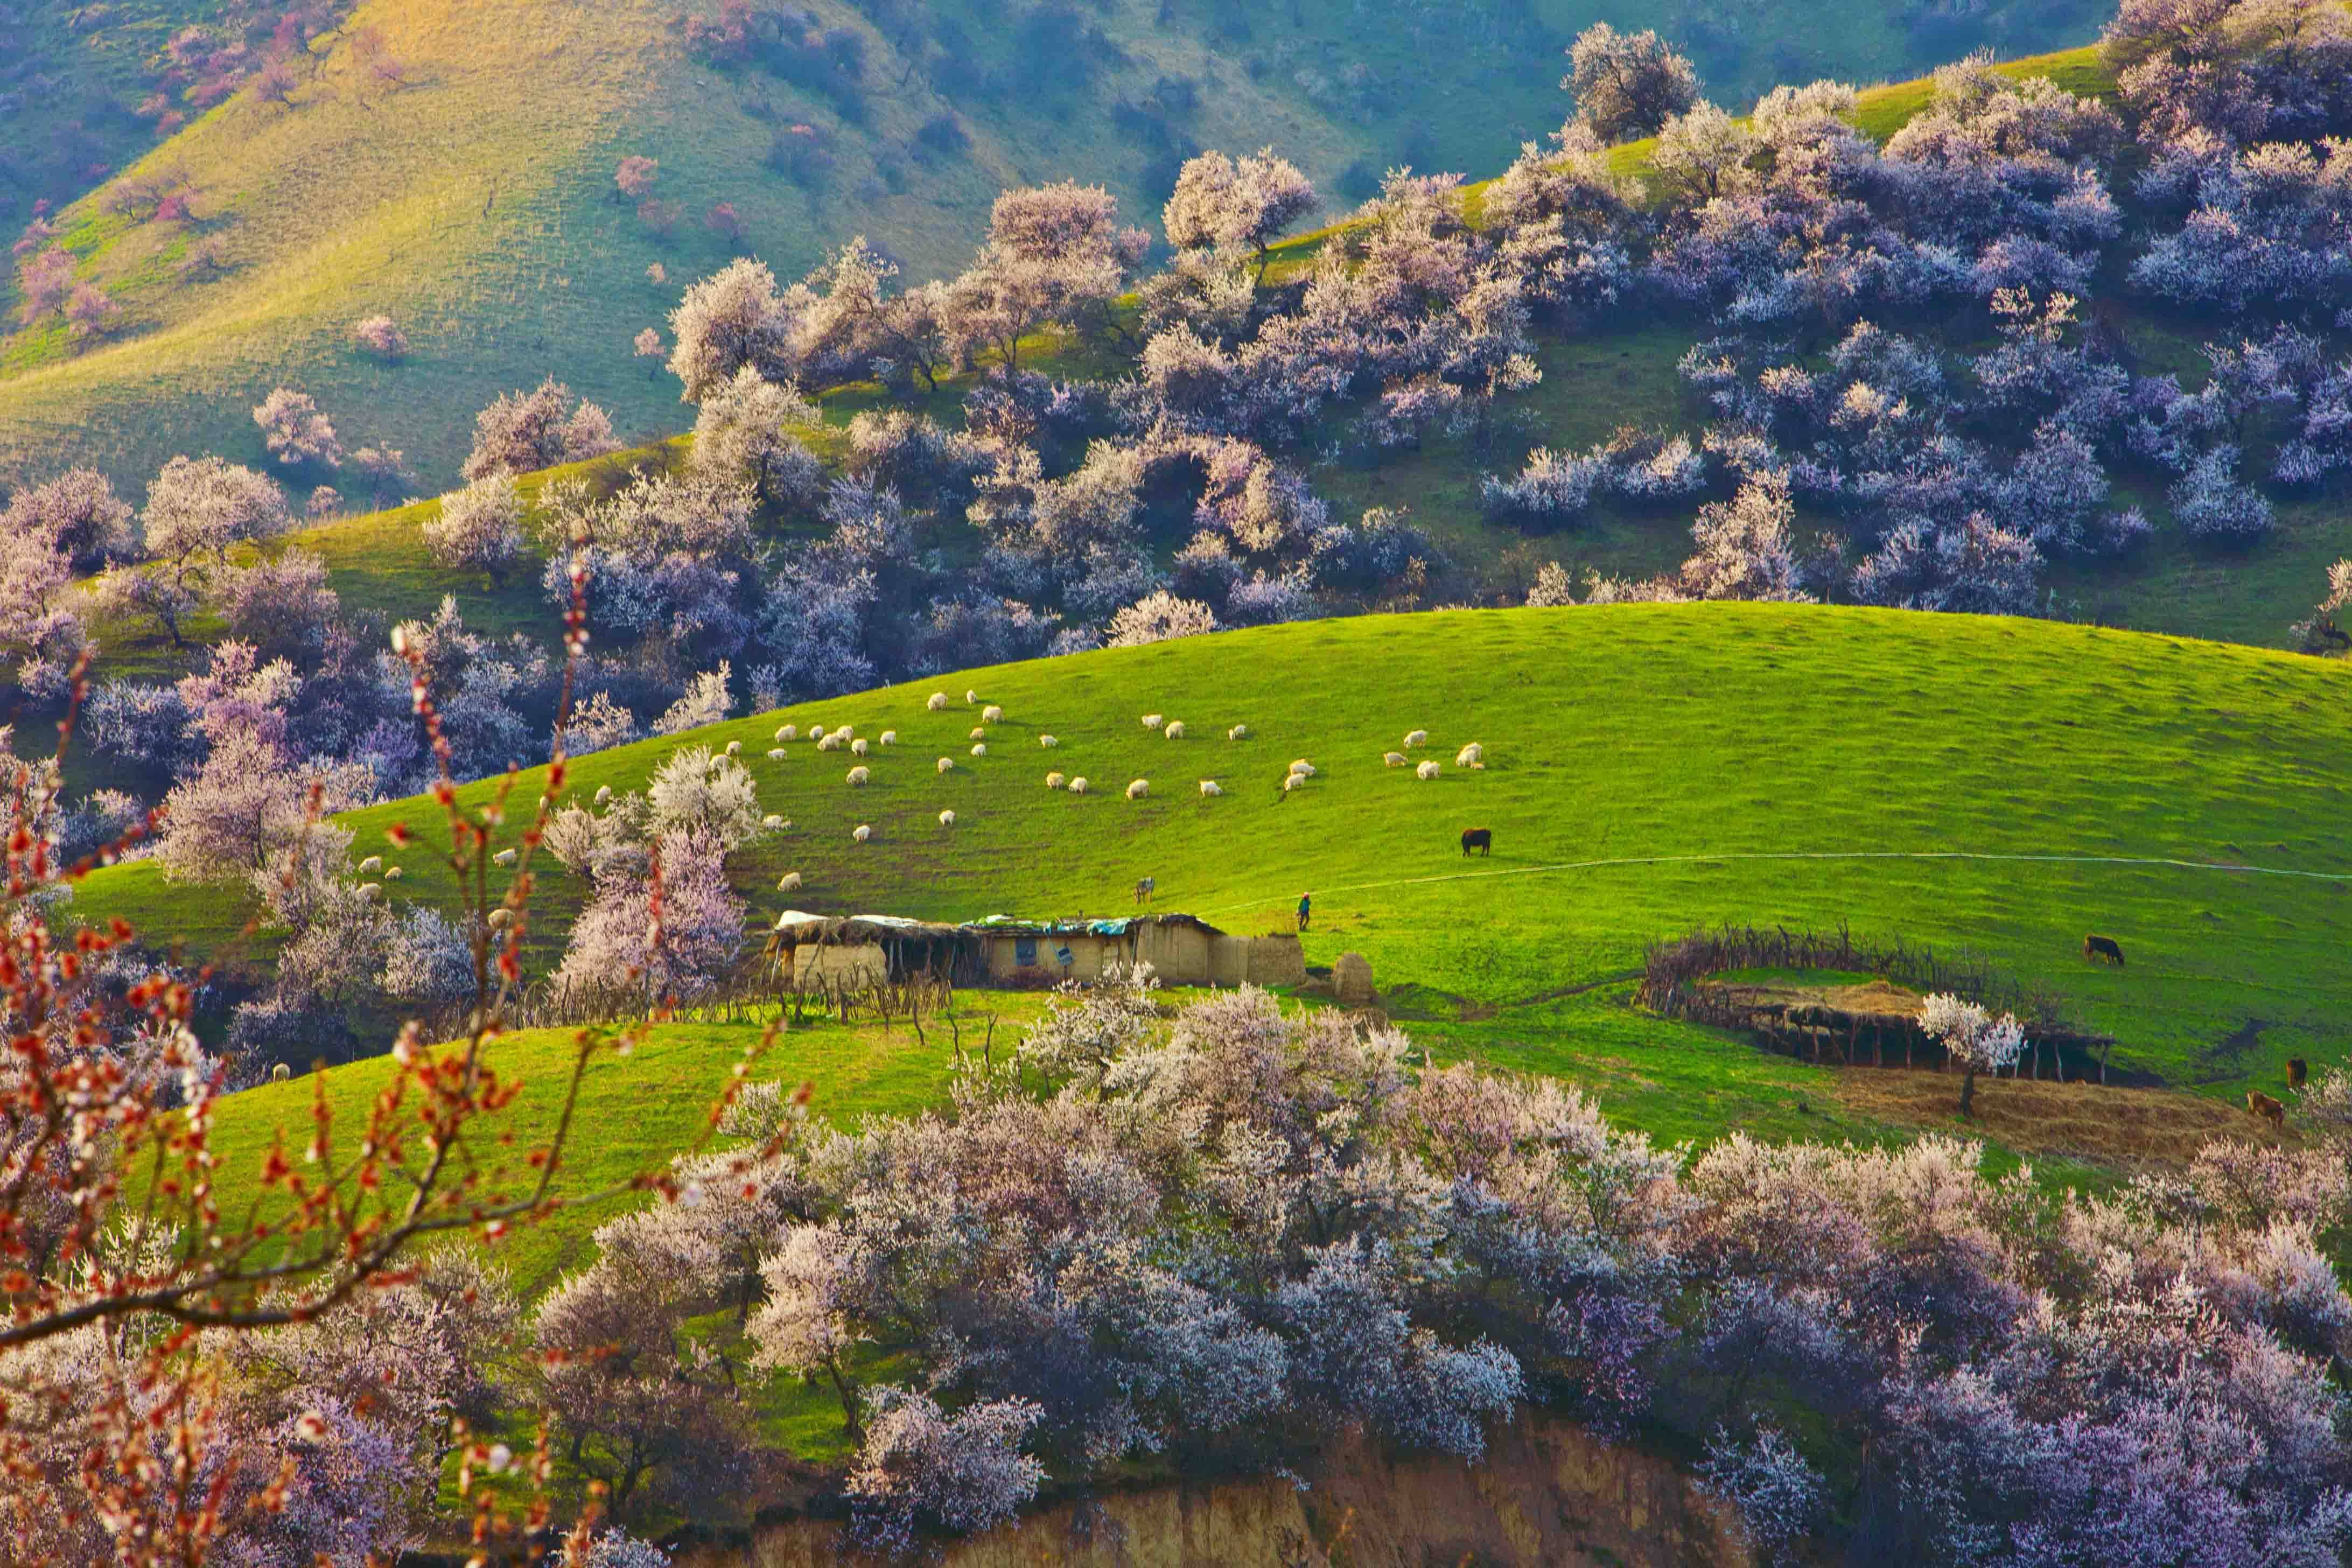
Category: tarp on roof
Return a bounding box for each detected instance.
[963,913,1224,937]
[771,911,969,941]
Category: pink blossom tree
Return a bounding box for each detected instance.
[462,376,622,480]
[423,473,530,585]
[1919,992,2028,1117]
[252,386,345,468]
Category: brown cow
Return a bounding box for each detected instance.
[2247,1090,2286,1130]
[2083,934,2125,967]
[1460,827,1492,858]
[2288,1057,2309,1089]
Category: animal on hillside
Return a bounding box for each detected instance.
[937,757,955,773]
[1134,876,1156,905]
[778,872,802,892]
[853,824,872,843]
[1461,828,1492,857]
[965,689,978,704]
[1228,724,1250,740]
[1069,776,1089,794]
[776,725,799,741]
[850,738,869,756]
[2288,1057,2309,1089]
[939,810,956,828]
[1126,778,1149,800]
[879,730,897,745]
[1416,760,1441,780]
[1403,729,1428,748]
[767,748,788,760]
[2247,1090,2286,1130]
[1165,720,1186,739]
[1142,713,1164,730]
[1384,752,1408,767]
[927,692,948,711]
[271,1063,290,1083]
[1456,742,1484,767]
[724,740,742,757]
[846,766,870,785]
[1039,734,1058,748]
[971,743,988,757]
[2083,935,2125,967]
[982,704,1003,723]
[1199,780,1222,796]
[1046,771,1066,789]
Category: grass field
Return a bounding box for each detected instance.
[73,604,2352,1103]
[1,6,2110,492]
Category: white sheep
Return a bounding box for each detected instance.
[846,766,871,786]
[487,907,513,930]
[1039,734,1058,748]
[832,725,854,741]
[853,824,872,842]
[965,689,979,705]
[1404,729,1429,748]
[816,733,840,752]
[879,730,897,746]
[1455,741,1484,767]
[1417,760,1441,780]
[776,724,799,741]
[778,871,802,892]
[939,809,956,828]
[1383,752,1407,767]
[492,848,518,867]
[767,747,788,760]
[1282,773,1305,793]
[762,813,785,829]
[927,692,948,711]
[383,866,403,881]
[358,855,383,874]
[1046,771,1066,789]
[1228,723,1250,740]
[982,704,1003,723]
[1142,713,1164,730]
[1069,776,1089,794]
[356,882,382,902]
[970,726,988,740]
[970,743,988,757]
[937,757,954,774]
[1199,779,1222,796]
[1164,720,1186,739]
[851,738,870,757]
[1289,759,1315,778]
[1126,779,1150,800]
[724,740,742,757]
[594,785,613,806]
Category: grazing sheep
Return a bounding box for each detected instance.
[767,748,788,760]
[1289,759,1315,777]
[1142,713,1164,730]
[970,727,988,740]
[927,692,948,711]
[982,704,1003,723]
[1039,734,1059,748]
[1383,752,1407,768]
[1417,760,1441,780]
[1404,729,1428,748]
[487,907,513,930]
[356,882,382,901]
[851,738,870,756]
[778,872,802,892]
[762,814,785,829]
[359,856,383,874]
[847,766,871,785]
[817,734,840,751]
[594,785,613,806]
[853,824,872,843]
[384,866,403,880]
[1165,720,1186,739]
[1199,780,1222,796]
[725,740,743,757]
[1455,742,1483,767]
[271,1063,290,1083]
[879,730,897,746]
[1126,778,1150,800]
[1069,776,1090,794]
[971,743,988,757]
[1046,772,1066,789]
[1228,723,1250,740]
[776,724,799,741]
[492,848,518,866]
[937,757,954,773]
[966,689,979,705]
[939,809,956,827]
[832,725,854,741]
[1282,773,1305,793]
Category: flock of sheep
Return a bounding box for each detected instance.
[712,688,1489,894]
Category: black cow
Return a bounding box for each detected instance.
[2083,934,2125,967]
[1460,828,1492,858]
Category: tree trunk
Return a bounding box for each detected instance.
[1959,1067,1979,1119]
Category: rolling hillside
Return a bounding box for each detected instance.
[0,1,2112,491]
[72,604,2352,1101]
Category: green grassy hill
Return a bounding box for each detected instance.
[0,2,2110,492]
[74,604,2352,1101]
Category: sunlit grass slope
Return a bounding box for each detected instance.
[74,604,2352,1097]
[1,15,2108,491]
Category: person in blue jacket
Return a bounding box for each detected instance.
[1296,891,1311,932]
